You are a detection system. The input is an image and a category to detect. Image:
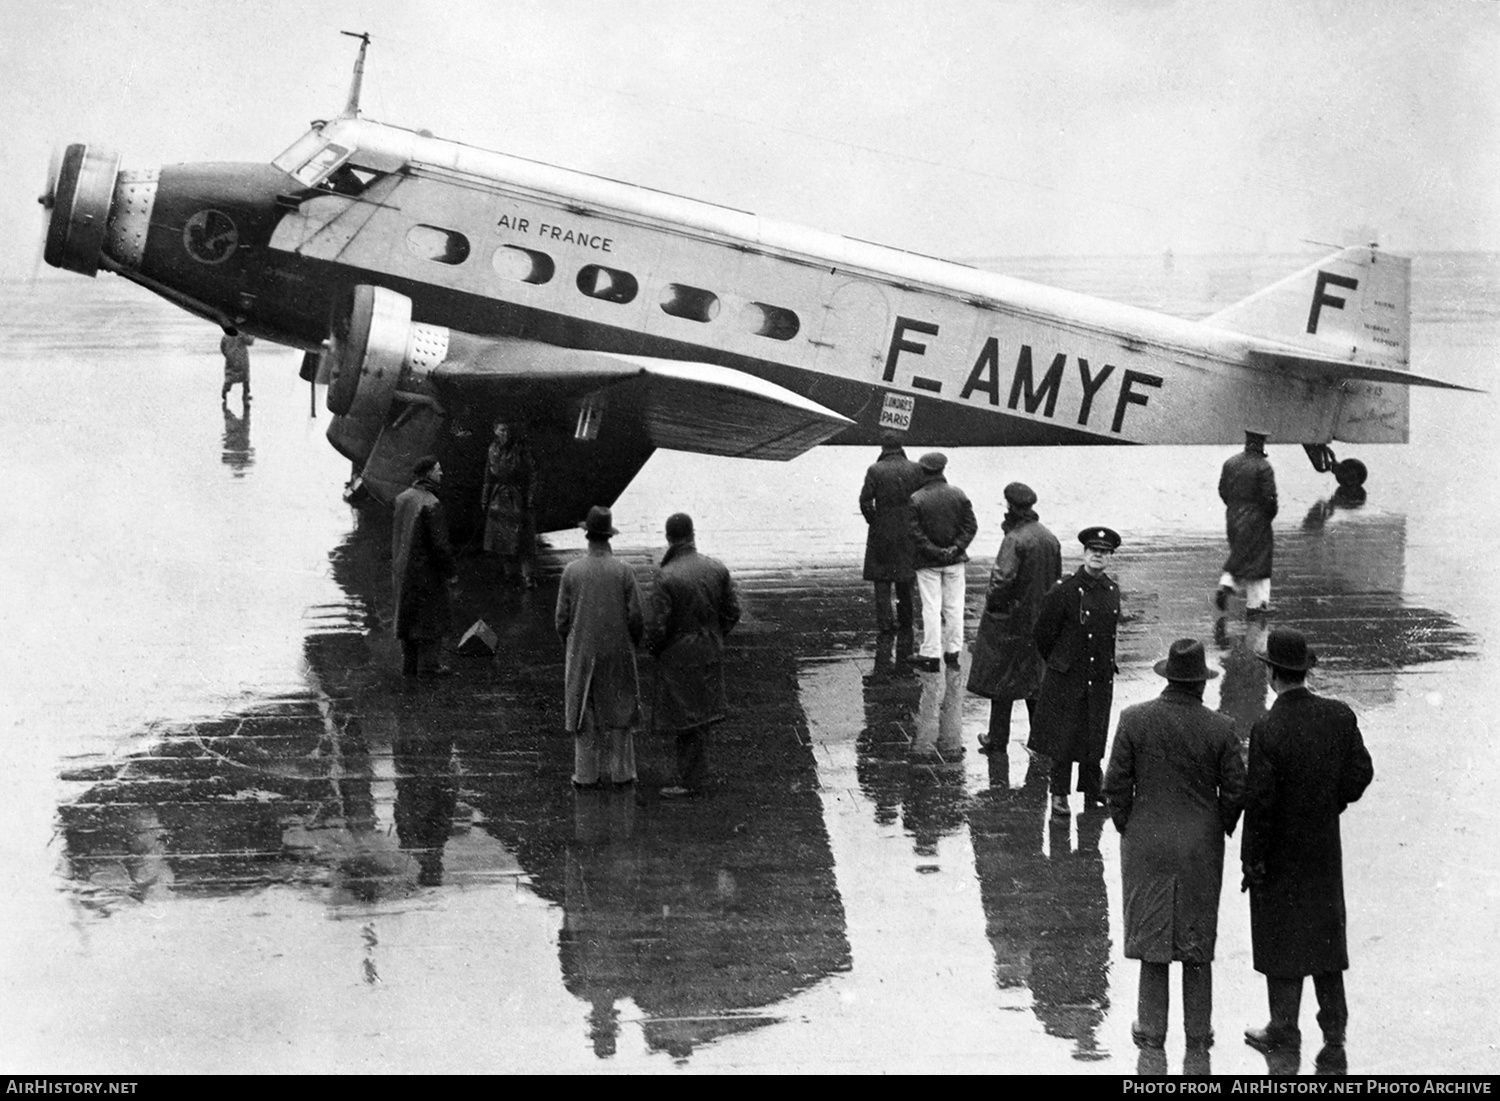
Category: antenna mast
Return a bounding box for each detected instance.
[339,31,371,118]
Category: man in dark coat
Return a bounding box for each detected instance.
[1103,638,1246,1060]
[907,452,978,673]
[219,330,253,403]
[1030,526,1122,815]
[1241,627,1373,1072]
[1216,428,1278,615]
[967,482,1061,754]
[392,455,457,677]
[556,506,645,787]
[647,513,741,798]
[481,421,538,588]
[859,434,923,634]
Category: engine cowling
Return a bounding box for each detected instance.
[322,284,450,420]
[43,143,122,277]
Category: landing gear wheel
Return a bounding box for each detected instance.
[1333,458,1367,488]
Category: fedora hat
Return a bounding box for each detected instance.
[581,505,618,538]
[1256,627,1318,672]
[1153,638,1219,682]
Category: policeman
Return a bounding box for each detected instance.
[1028,526,1122,815]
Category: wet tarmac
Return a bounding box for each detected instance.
[2,254,1498,1074]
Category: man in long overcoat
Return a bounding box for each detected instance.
[647,513,741,798]
[859,434,923,634]
[1030,526,1122,814]
[907,452,978,672]
[1103,638,1246,1059]
[392,455,457,677]
[1216,428,1278,615]
[967,482,1061,754]
[1241,627,1373,1072]
[556,506,645,787]
[481,421,539,588]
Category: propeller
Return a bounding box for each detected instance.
[31,144,64,287]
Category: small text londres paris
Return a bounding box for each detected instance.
[1121,1084,1492,1096]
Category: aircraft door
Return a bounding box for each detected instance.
[814,279,891,385]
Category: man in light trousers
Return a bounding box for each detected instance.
[907,452,978,673]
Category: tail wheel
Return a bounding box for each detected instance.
[1333,458,1367,488]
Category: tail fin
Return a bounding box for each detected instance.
[1205,246,1410,369]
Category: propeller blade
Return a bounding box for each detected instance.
[32,145,65,288]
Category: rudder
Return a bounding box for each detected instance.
[1206,246,1410,370]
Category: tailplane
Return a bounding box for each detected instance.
[1206,246,1409,370]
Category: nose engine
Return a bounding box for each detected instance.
[42,143,122,277]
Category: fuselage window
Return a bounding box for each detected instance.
[493,245,555,285]
[659,284,721,323]
[577,264,638,304]
[406,225,470,265]
[740,301,800,341]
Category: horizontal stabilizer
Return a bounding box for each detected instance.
[433,338,853,460]
[1248,350,1482,393]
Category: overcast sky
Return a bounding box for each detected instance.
[5,0,1498,281]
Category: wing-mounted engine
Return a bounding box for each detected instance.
[322,284,448,420]
[320,282,853,529]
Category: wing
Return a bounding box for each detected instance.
[431,337,855,460]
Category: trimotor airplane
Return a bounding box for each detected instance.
[39,36,1476,533]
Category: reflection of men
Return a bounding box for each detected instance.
[1030,526,1122,815]
[1242,628,1374,1072]
[392,456,457,678]
[967,482,1061,754]
[220,331,253,403]
[1103,639,1245,1061]
[1216,428,1277,615]
[482,421,538,588]
[907,452,977,673]
[859,433,923,634]
[648,513,741,799]
[556,507,644,787]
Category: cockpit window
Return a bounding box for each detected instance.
[271,129,353,188]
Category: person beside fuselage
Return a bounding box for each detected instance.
[966,481,1061,755]
[907,452,977,673]
[647,513,741,798]
[1103,638,1246,1061]
[859,434,923,635]
[1030,526,1122,814]
[556,507,644,788]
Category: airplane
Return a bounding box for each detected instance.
[39,34,1477,534]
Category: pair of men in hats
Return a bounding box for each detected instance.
[555,506,741,797]
[1104,626,1374,1072]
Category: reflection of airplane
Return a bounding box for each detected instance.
[40,37,1477,530]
